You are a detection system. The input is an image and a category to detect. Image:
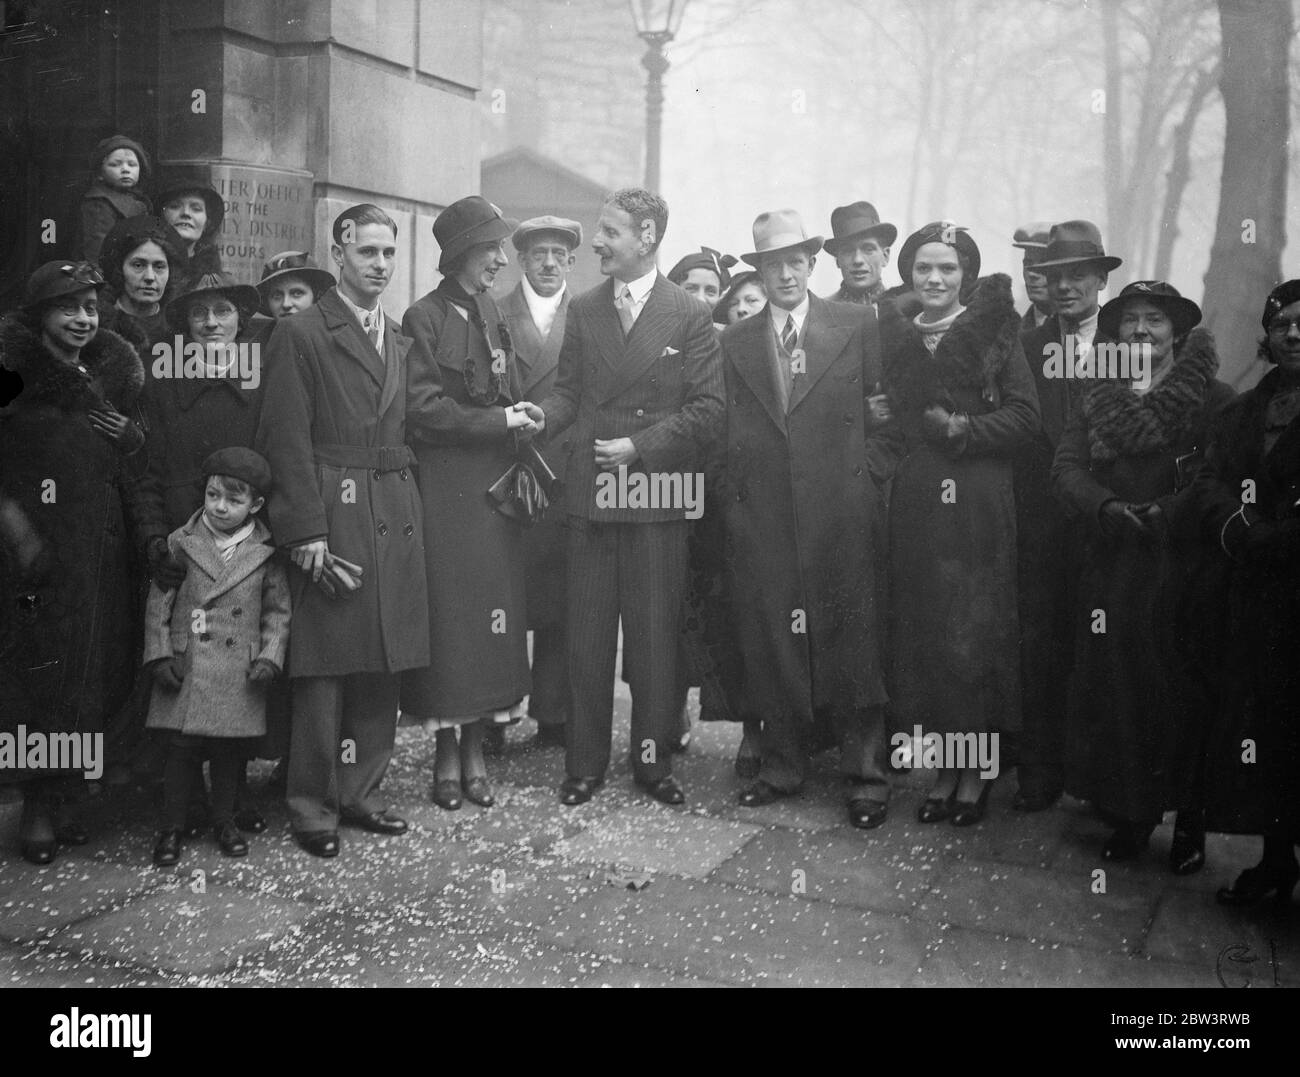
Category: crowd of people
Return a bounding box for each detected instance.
[1,132,1298,915]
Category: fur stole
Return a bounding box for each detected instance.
[0,318,144,413]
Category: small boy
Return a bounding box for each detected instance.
[144,447,290,866]
[79,134,152,265]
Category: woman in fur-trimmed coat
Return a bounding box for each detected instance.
[1053,283,1234,869]
[882,223,1040,824]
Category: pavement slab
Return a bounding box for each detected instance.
[0,853,164,941]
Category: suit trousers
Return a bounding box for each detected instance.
[564,516,690,782]
[287,673,400,833]
[529,627,570,727]
[759,704,891,798]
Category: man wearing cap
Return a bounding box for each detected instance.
[255,204,429,858]
[1012,222,1055,332]
[530,187,724,807]
[721,209,902,828]
[826,201,897,311]
[1013,220,1122,813]
[500,216,581,748]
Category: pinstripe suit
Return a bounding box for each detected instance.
[538,274,724,781]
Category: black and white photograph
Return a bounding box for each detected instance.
[0,0,1298,1021]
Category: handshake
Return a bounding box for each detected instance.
[507,401,546,440]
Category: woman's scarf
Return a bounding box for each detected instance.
[1083,327,1218,463]
[434,276,511,406]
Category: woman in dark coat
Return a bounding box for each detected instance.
[157,172,225,276]
[1194,280,1300,907]
[0,260,160,863]
[96,215,189,358]
[401,196,533,810]
[1053,282,1234,868]
[882,223,1040,825]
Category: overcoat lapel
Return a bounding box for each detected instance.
[730,306,786,434]
[376,321,412,428]
[599,275,677,404]
[790,295,852,414]
[318,288,387,389]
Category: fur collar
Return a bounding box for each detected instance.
[880,273,1020,412]
[0,318,144,412]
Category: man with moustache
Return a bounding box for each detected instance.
[501,216,583,749]
[1013,222,1056,332]
[1013,219,1122,813]
[722,209,902,827]
[827,201,897,311]
[255,204,429,857]
[528,188,724,807]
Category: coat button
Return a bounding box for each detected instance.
[400,468,408,480]
[378,523,389,536]
[232,607,242,617]
[636,408,645,417]
[854,465,863,476]
[199,632,211,642]
[372,469,381,479]
[226,637,235,647]
[404,523,414,536]
[844,415,853,425]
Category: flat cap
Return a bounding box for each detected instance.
[512,215,583,251]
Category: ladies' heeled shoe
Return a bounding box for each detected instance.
[1216,860,1300,908]
[1169,826,1206,876]
[951,783,992,827]
[462,776,495,808]
[20,839,58,866]
[1102,823,1153,860]
[918,789,957,824]
[432,779,463,811]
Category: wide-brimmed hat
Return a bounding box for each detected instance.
[897,221,982,286]
[1033,220,1122,273]
[1012,221,1053,266]
[256,251,336,314]
[1098,280,1202,340]
[155,169,226,238]
[712,269,763,320]
[165,272,260,333]
[1261,279,1300,330]
[23,260,107,310]
[824,201,897,255]
[202,446,273,496]
[435,196,518,271]
[90,134,150,180]
[740,209,823,267]
[668,247,738,290]
[512,215,582,252]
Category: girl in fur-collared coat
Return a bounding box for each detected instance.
[144,448,290,866]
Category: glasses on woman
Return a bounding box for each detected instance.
[1266,317,1300,336]
[52,298,99,317]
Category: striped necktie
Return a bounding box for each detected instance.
[615,285,635,338]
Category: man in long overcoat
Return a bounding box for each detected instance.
[501,215,581,748]
[721,209,904,828]
[255,204,429,857]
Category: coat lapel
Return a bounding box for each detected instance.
[502,286,542,381]
[376,320,413,429]
[520,290,568,396]
[790,295,853,414]
[600,275,677,404]
[202,527,277,605]
[730,305,786,435]
[318,287,387,389]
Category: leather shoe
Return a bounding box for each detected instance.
[559,776,603,805]
[432,780,463,811]
[214,822,248,857]
[234,808,268,833]
[152,829,182,867]
[534,724,566,749]
[295,830,339,858]
[847,797,888,830]
[639,776,685,806]
[21,839,58,866]
[737,780,792,807]
[951,783,992,827]
[462,777,495,808]
[918,790,957,824]
[344,810,409,835]
[1012,787,1061,813]
[53,820,89,846]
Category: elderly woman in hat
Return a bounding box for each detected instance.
[401,195,535,810]
[882,222,1040,827]
[1193,280,1300,906]
[0,260,162,862]
[1053,282,1234,867]
[157,172,225,276]
[96,215,189,355]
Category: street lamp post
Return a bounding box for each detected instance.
[629,0,687,192]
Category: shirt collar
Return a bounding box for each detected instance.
[336,287,384,335]
[617,266,658,306]
[522,274,565,312]
[769,294,810,335]
[1063,308,1098,345]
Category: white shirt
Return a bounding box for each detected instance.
[614,266,658,326]
[768,295,810,344]
[1063,308,1099,350]
[522,275,566,338]
[337,287,386,344]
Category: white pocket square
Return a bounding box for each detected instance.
[662,346,680,357]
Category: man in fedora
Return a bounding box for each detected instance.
[530,187,724,807]
[501,215,582,748]
[1013,219,1122,813]
[255,203,429,857]
[721,209,902,828]
[1012,222,1055,332]
[826,201,897,310]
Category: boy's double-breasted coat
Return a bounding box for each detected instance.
[143,511,290,737]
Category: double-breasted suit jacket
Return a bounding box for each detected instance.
[501,281,571,626]
[254,286,430,679]
[718,294,903,727]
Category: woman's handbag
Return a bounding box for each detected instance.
[487,440,561,526]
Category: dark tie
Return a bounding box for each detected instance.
[364,313,381,353]
[781,314,796,355]
[615,285,635,338]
